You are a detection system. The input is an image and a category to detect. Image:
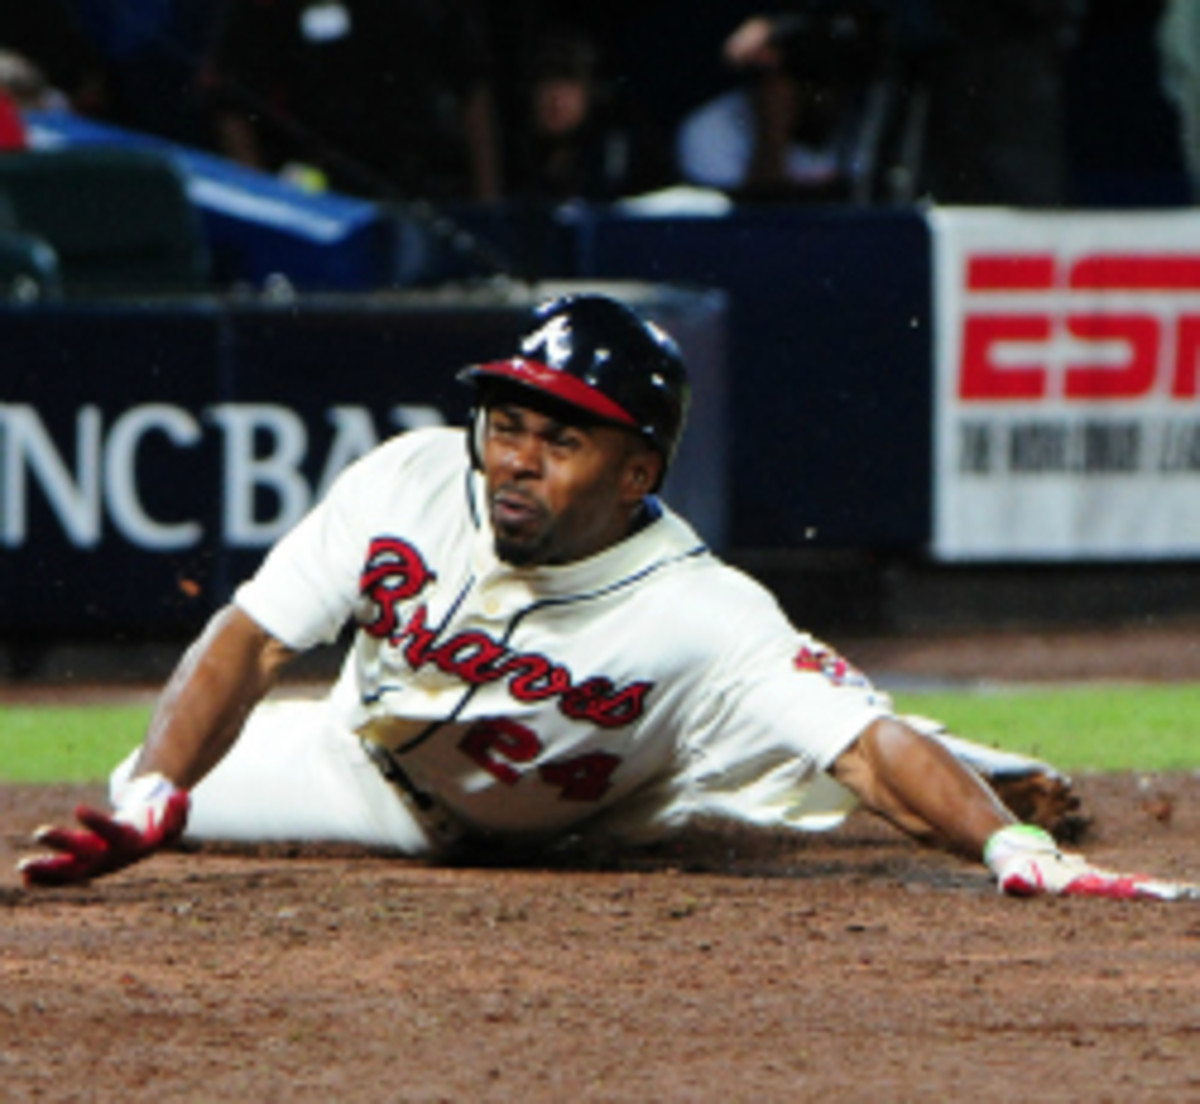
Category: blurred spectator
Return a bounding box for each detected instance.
[677,2,893,201]
[0,49,65,112]
[895,0,1084,206]
[506,25,676,202]
[1158,0,1200,201]
[0,86,24,150]
[69,0,222,148]
[602,0,763,141]
[0,0,109,117]
[675,0,1081,207]
[0,47,71,150]
[204,0,501,201]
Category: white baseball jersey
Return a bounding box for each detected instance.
[220,426,890,849]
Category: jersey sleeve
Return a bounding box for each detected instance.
[234,431,437,650]
[693,616,888,762]
[650,571,891,833]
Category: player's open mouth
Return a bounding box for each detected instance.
[490,488,546,532]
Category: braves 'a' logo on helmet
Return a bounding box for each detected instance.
[520,313,573,368]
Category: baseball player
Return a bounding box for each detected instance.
[18,294,1198,900]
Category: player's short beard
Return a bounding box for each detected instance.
[493,532,545,566]
[489,493,554,566]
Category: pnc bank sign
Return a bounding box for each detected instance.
[0,402,444,551]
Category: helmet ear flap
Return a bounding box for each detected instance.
[466,406,486,471]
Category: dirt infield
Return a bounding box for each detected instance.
[2,776,1199,1102]
[2,625,1200,1101]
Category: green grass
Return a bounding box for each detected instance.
[892,684,1200,772]
[1,685,1199,783]
[0,705,150,782]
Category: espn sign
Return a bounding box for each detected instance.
[932,209,1200,560]
[959,253,1200,402]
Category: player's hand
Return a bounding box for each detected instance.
[18,773,190,888]
[985,824,1200,901]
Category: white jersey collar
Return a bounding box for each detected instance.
[467,470,705,598]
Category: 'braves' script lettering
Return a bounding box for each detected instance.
[358,536,652,728]
[359,536,438,638]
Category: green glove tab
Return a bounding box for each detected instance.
[983,823,1057,875]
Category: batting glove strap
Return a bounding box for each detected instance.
[985,824,1199,901]
[111,772,188,832]
[19,772,190,888]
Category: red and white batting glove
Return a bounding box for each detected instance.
[985,824,1199,901]
[18,773,190,888]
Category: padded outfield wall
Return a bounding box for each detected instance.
[0,284,727,638]
[6,108,1200,643]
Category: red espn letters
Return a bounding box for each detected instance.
[960,253,1200,401]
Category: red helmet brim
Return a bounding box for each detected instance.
[464,358,639,428]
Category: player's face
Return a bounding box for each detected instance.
[482,401,659,566]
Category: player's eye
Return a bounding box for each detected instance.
[547,427,584,453]
[488,413,521,438]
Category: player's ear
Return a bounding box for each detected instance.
[622,446,662,500]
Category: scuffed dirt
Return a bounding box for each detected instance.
[2,774,1199,1102]
[839,619,1200,686]
[2,627,1199,1101]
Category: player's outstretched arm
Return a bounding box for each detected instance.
[831,716,1015,859]
[831,718,1200,901]
[129,604,296,790]
[20,605,295,887]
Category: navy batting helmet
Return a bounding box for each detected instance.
[458,294,691,476]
